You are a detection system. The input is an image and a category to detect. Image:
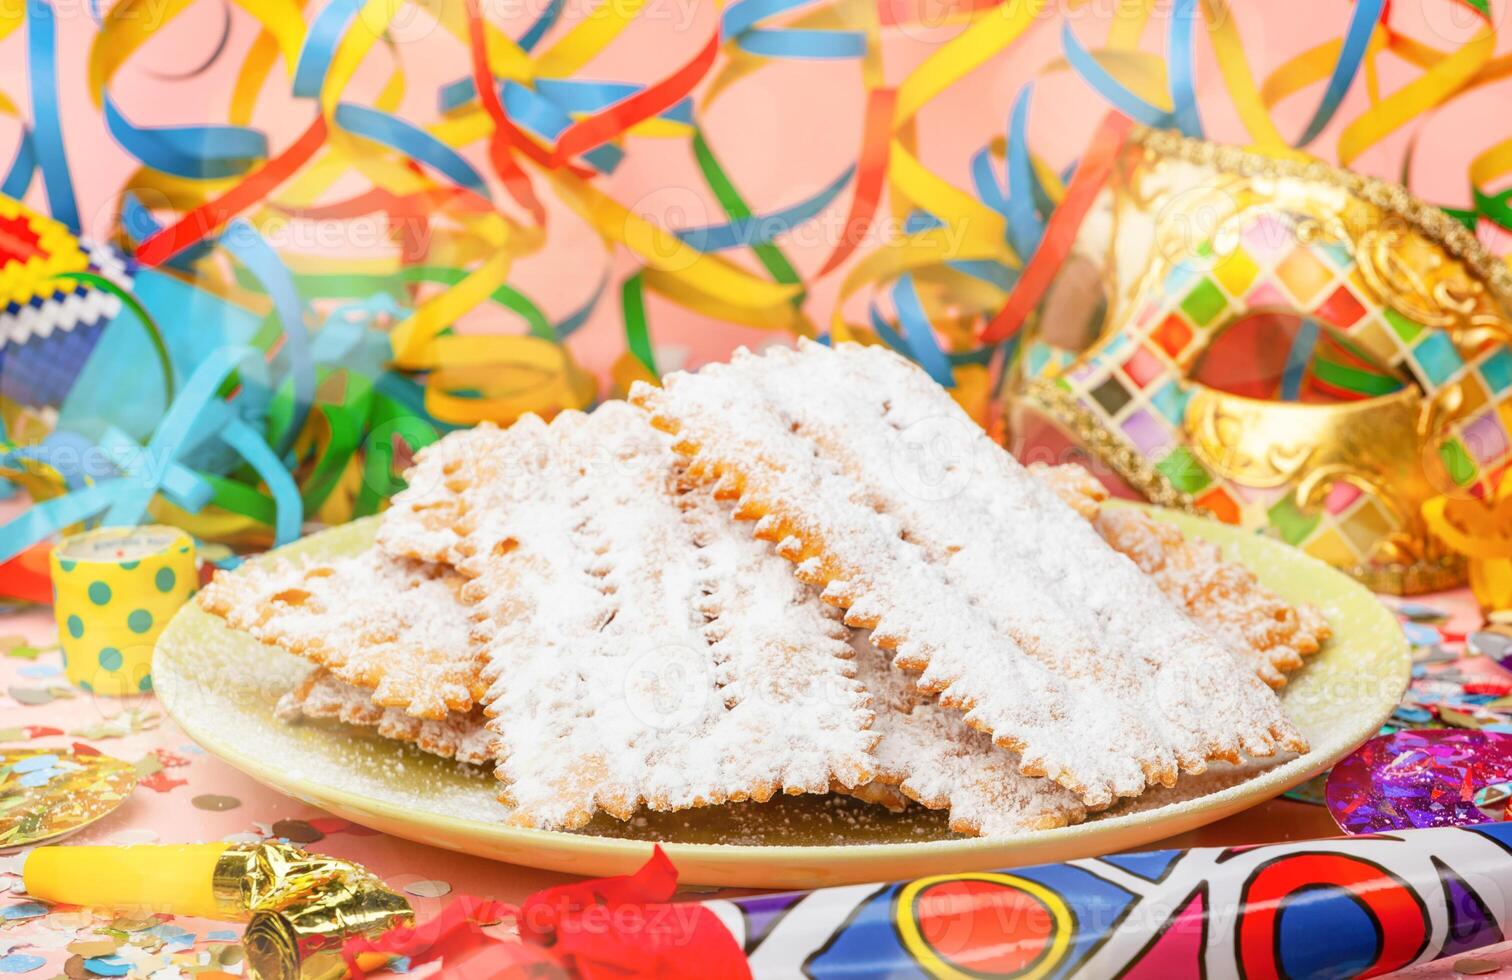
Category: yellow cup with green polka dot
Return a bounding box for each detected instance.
[50,525,197,696]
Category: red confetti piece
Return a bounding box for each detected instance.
[1466,682,1512,696]
[69,742,100,756]
[138,772,187,794]
[23,727,64,739]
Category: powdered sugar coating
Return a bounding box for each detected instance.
[197,550,478,720]
[1030,463,1330,688]
[1095,507,1331,688]
[852,637,1087,836]
[278,669,496,765]
[383,402,879,831]
[633,340,1306,807]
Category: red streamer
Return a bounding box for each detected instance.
[340,847,750,979]
[464,0,549,224]
[549,32,721,168]
[135,116,329,267]
[818,86,896,277]
[979,110,1132,343]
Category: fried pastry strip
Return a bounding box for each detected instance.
[198,550,479,720]
[852,637,1087,835]
[632,340,1306,808]
[277,669,495,765]
[1030,463,1331,689]
[380,403,879,831]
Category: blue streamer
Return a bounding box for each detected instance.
[99,426,212,513]
[677,166,853,251]
[970,147,1008,215]
[26,0,80,232]
[2,128,36,200]
[734,29,866,58]
[219,220,314,456]
[1004,87,1045,258]
[1167,0,1203,138]
[500,83,623,174]
[723,0,809,40]
[557,276,607,339]
[219,416,302,545]
[1281,318,1322,401]
[1060,21,1174,128]
[723,0,864,59]
[867,302,909,353]
[892,274,955,387]
[0,484,119,562]
[519,0,565,51]
[292,0,366,98]
[333,103,489,194]
[1295,0,1385,146]
[102,96,266,180]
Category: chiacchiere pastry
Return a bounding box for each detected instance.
[1030,462,1332,689]
[278,669,496,765]
[631,340,1307,808]
[197,551,481,720]
[379,402,879,831]
[202,343,1321,837]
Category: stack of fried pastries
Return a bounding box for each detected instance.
[199,341,1325,836]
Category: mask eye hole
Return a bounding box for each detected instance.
[1191,308,1410,404]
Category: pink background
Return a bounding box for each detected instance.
[0,0,1509,381]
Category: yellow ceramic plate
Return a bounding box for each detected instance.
[155,506,1408,888]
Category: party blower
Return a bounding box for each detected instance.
[23,842,411,980]
[23,825,1512,977]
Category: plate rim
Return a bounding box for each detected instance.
[154,504,1409,883]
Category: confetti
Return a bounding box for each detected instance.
[1454,957,1502,975]
[0,750,137,848]
[3,649,42,664]
[1396,602,1448,622]
[268,820,322,844]
[1403,622,1445,646]
[15,666,58,680]
[0,905,47,922]
[403,880,451,899]
[1470,631,1512,666]
[0,954,44,974]
[1327,730,1512,834]
[189,796,239,813]
[6,689,51,707]
[64,942,117,959]
[69,711,161,741]
[80,956,129,976]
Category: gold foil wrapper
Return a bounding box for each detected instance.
[208,843,413,980]
[242,879,413,980]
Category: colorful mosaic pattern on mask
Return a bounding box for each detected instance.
[1030,207,1512,569]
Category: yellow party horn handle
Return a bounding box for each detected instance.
[24,843,232,919]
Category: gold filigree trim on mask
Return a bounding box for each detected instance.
[1131,127,1512,324]
[1018,379,1465,595]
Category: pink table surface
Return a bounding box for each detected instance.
[0,576,1504,977]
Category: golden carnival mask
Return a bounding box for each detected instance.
[1008,128,1512,594]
